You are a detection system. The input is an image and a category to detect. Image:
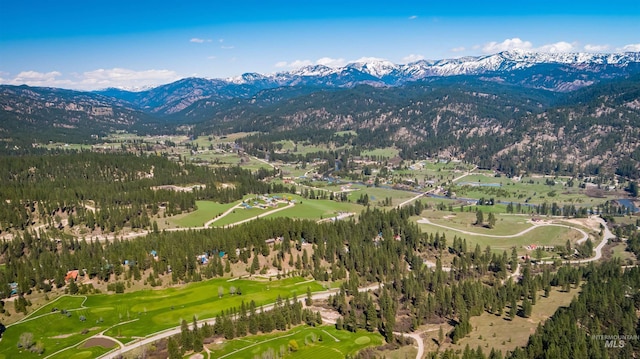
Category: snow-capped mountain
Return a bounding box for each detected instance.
[90,51,640,114]
[227,51,640,85]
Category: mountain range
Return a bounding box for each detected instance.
[1,51,640,175]
[94,51,640,115]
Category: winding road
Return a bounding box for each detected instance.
[418,215,611,265]
[417,217,589,243]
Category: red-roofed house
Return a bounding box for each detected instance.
[65,270,79,282]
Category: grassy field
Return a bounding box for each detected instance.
[376,344,418,359]
[264,197,360,221]
[170,200,237,227]
[0,277,324,359]
[451,174,619,208]
[416,215,587,255]
[440,288,580,355]
[360,147,399,158]
[343,184,418,207]
[421,211,534,235]
[609,242,636,262]
[207,325,383,359]
[208,202,290,227]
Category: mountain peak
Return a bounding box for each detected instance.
[346,58,398,77]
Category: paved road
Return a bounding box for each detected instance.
[399,331,424,359]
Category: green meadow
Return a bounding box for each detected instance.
[264,196,360,221]
[170,200,237,228]
[360,147,399,158]
[208,325,383,359]
[0,277,324,359]
[416,213,590,255]
[451,174,617,207]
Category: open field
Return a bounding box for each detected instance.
[440,288,580,355]
[343,184,418,207]
[376,344,418,359]
[420,211,533,236]
[208,202,291,227]
[609,242,636,262]
[360,147,399,158]
[0,277,324,359]
[264,196,360,221]
[170,200,237,228]
[207,325,383,359]
[416,216,588,255]
[190,132,259,147]
[451,174,621,208]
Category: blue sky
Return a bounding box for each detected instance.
[1,0,639,90]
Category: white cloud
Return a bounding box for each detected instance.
[408,15,417,20]
[14,70,62,81]
[537,41,575,53]
[274,61,289,68]
[451,46,466,52]
[7,71,73,87]
[353,56,389,63]
[481,38,583,53]
[2,68,180,90]
[276,57,347,69]
[288,60,314,68]
[482,38,533,53]
[207,56,217,60]
[584,44,610,52]
[316,57,347,67]
[620,43,640,52]
[402,54,424,63]
[190,38,211,43]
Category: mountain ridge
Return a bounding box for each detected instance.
[88,51,640,115]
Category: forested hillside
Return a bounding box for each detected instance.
[2,73,640,175]
[0,152,285,233]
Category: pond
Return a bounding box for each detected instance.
[615,198,639,213]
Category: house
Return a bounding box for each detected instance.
[9,282,18,296]
[196,253,209,265]
[65,270,79,282]
[265,237,282,245]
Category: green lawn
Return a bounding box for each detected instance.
[208,325,383,359]
[451,174,617,208]
[264,197,360,221]
[208,202,289,227]
[360,147,399,159]
[0,277,324,359]
[170,201,237,227]
[344,184,417,207]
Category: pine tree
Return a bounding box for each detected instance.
[522,297,532,318]
[487,212,496,229]
[476,210,484,225]
[509,297,517,321]
[167,337,182,359]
